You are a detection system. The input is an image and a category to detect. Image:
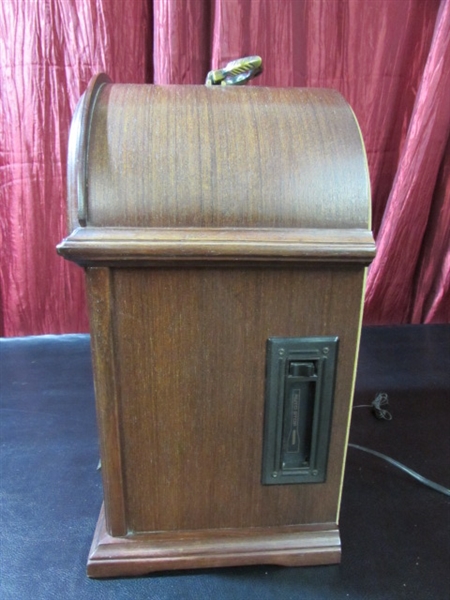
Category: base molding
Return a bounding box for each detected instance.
[87,505,341,578]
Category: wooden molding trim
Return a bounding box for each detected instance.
[58,227,376,266]
[87,505,341,578]
[67,73,111,229]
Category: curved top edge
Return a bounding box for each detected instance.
[67,73,112,230]
[99,81,344,95]
[68,75,371,232]
[346,104,372,230]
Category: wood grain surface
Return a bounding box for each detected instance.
[87,505,341,577]
[63,75,371,234]
[59,75,375,575]
[58,226,375,265]
[87,265,364,535]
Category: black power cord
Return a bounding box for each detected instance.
[348,443,450,497]
[353,392,392,420]
[351,393,450,498]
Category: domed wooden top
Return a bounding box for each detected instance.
[58,74,375,266]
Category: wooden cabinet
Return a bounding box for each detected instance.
[58,74,375,577]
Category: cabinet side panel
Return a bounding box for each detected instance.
[110,267,364,533]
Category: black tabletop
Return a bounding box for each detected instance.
[1,325,449,599]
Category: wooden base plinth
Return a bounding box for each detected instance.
[87,505,341,578]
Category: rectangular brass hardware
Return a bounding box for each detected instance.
[262,337,339,485]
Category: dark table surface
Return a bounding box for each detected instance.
[1,325,449,600]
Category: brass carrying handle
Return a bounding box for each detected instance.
[205,56,263,86]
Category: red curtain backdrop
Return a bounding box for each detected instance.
[1,0,449,336]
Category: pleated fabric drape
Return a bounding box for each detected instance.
[1,0,151,335]
[364,0,450,323]
[1,0,448,335]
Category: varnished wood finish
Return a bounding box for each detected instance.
[86,268,127,536]
[58,227,375,265]
[66,73,111,229]
[87,505,341,578]
[89,266,364,535]
[58,75,375,577]
[63,75,371,233]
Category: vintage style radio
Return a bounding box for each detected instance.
[58,73,375,577]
